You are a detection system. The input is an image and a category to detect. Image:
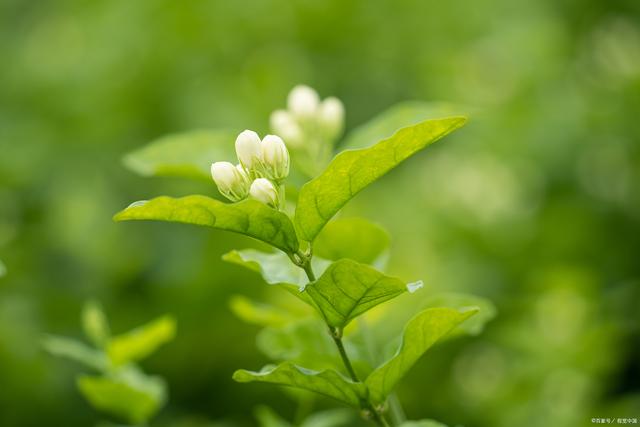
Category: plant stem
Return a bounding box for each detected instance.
[330,329,360,382]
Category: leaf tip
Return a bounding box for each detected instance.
[113,200,148,222]
[406,280,424,293]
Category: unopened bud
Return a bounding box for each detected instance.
[270,110,303,147]
[250,178,278,207]
[211,161,250,202]
[261,135,290,181]
[288,85,319,118]
[235,130,263,171]
[318,96,345,139]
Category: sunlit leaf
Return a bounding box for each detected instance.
[301,408,354,427]
[314,218,390,267]
[365,307,478,404]
[77,367,166,425]
[114,196,300,253]
[42,335,107,371]
[123,129,237,180]
[82,300,110,348]
[229,295,294,327]
[107,315,176,366]
[233,362,367,408]
[423,292,496,337]
[306,260,414,328]
[295,117,467,242]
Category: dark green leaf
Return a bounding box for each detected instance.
[114,196,300,253]
[295,117,467,242]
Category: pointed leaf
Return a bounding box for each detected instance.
[107,315,176,366]
[82,300,110,348]
[233,362,367,408]
[306,260,413,328]
[42,335,107,371]
[314,218,390,267]
[295,117,467,242]
[365,307,478,404]
[114,196,300,253]
[423,292,496,337]
[123,129,237,180]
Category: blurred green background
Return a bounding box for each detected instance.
[1,0,639,426]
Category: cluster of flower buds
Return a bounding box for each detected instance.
[270,85,345,151]
[211,130,290,209]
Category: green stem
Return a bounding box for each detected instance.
[330,328,359,382]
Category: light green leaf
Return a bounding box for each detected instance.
[306,260,412,329]
[314,218,390,267]
[229,295,293,327]
[233,362,367,408]
[82,300,110,348]
[295,117,467,242]
[341,101,464,150]
[399,421,448,427]
[114,196,300,253]
[365,307,478,404]
[254,406,293,427]
[423,293,496,337]
[0,259,5,277]
[77,367,166,425]
[107,315,176,366]
[123,129,237,180]
[301,409,354,427]
[42,335,107,371]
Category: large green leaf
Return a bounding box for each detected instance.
[365,307,478,404]
[77,367,166,425]
[314,218,390,267]
[233,362,367,408]
[123,129,237,180]
[107,315,176,366]
[306,260,415,329]
[423,292,496,337]
[42,335,107,371]
[295,117,467,242]
[82,300,110,348]
[114,196,300,253]
[341,101,464,150]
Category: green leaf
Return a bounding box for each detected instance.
[82,300,110,348]
[365,307,478,404]
[314,218,390,267]
[233,362,367,408]
[0,259,5,277]
[301,409,354,427]
[107,315,176,366]
[399,421,448,427]
[77,367,166,425]
[306,260,414,329]
[229,295,293,327]
[423,293,496,337]
[123,129,237,180]
[254,406,293,427]
[115,196,300,254]
[341,101,465,150]
[295,117,467,242]
[42,335,107,371]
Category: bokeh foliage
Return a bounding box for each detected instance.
[0,0,639,426]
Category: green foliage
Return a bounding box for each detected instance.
[233,362,367,408]
[398,421,447,427]
[255,406,354,427]
[229,295,293,327]
[423,293,497,337]
[123,129,237,180]
[114,196,300,253]
[294,117,467,242]
[107,315,176,366]
[306,260,411,328]
[82,300,111,348]
[42,335,107,371]
[314,218,390,266]
[365,308,477,404]
[0,259,5,277]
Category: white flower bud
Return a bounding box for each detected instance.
[235,130,263,171]
[250,178,279,207]
[211,161,250,202]
[287,85,320,118]
[261,135,289,181]
[318,96,345,139]
[270,110,303,147]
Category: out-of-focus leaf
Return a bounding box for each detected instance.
[254,405,292,427]
[295,117,467,242]
[107,315,176,366]
[365,307,478,404]
[122,129,237,180]
[423,292,496,337]
[82,300,110,348]
[229,295,293,327]
[233,362,367,408]
[42,335,107,371]
[77,367,166,425]
[306,260,414,328]
[341,101,464,150]
[399,420,448,427]
[115,196,300,253]
[301,408,354,427]
[314,218,390,267]
[0,259,5,277]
